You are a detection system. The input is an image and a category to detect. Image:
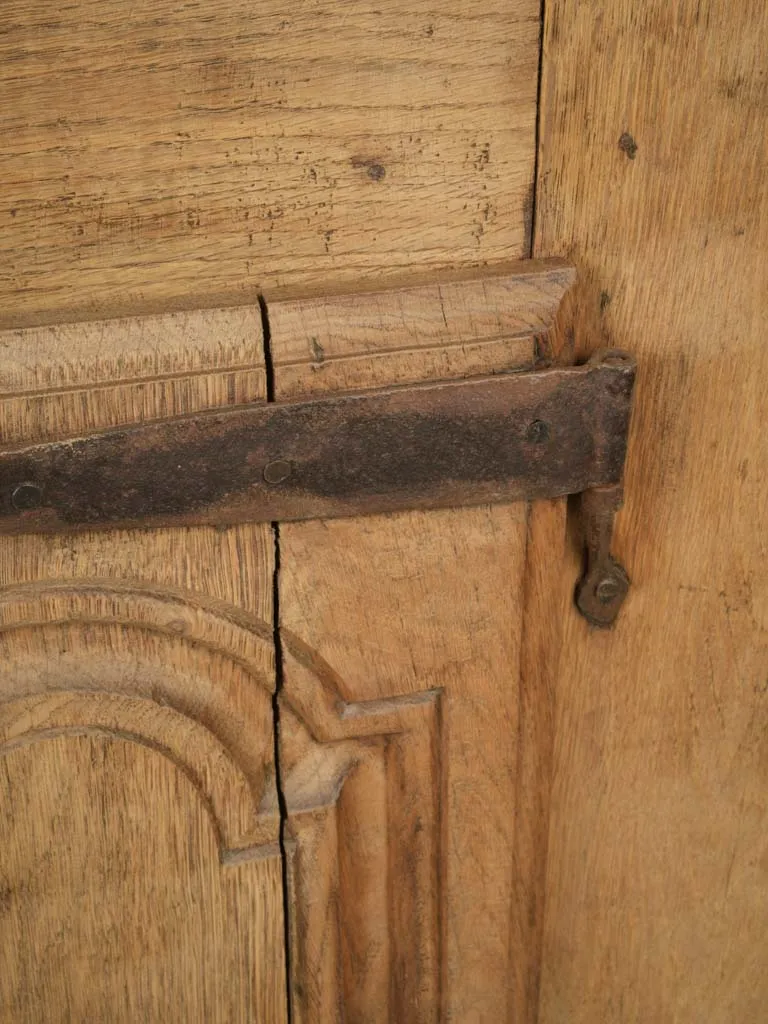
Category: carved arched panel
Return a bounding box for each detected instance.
[0,581,287,1023]
[0,578,446,1023]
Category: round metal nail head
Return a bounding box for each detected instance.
[595,576,621,604]
[263,460,292,485]
[11,482,43,511]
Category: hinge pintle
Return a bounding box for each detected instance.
[575,483,630,627]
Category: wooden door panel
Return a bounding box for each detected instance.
[0,311,286,1020]
[535,2,768,1021]
[0,714,283,1022]
[2,1,554,1011]
[277,647,440,1022]
[0,597,285,1022]
[0,251,576,1020]
[1,0,541,326]
[0,255,575,1021]
[279,508,526,1021]
[268,266,574,1020]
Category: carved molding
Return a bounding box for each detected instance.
[278,648,443,1022]
[0,693,265,856]
[0,578,440,741]
[0,579,279,857]
[0,577,444,1016]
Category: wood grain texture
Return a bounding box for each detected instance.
[266,259,575,396]
[0,735,284,1023]
[1,0,540,326]
[270,268,574,1020]
[510,498,569,1024]
[535,2,768,1021]
[280,507,528,1022]
[0,304,264,445]
[273,647,441,1023]
[0,309,285,1019]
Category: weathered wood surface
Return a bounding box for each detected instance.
[268,265,574,1020]
[0,260,576,1021]
[0,0,541,327]
[0,304,286,1021]
[536,2,768,1021]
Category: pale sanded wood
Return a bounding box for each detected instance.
[536,3,768,1022]
[0,311,285,1019]
[269,266,575,1019]
[509,498,569,1023]
[267,258,575,395]
[273,662,441,1024]
[0,0,540,327]
[0,305,264,444]
[0,735,285,1022]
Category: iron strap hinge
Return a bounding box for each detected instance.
[0,348,636,626]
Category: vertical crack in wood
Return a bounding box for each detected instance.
[270,520,292,1023]
[528,0,547,258]
[260,293,293,1023]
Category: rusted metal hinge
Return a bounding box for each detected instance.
[0,348,636,625]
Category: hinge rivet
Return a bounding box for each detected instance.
[595,576,621,604]
[11,482,43,511]
[263,460,292,485]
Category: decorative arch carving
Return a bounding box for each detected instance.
[0,578,444,1018]
[0,579,280,857]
